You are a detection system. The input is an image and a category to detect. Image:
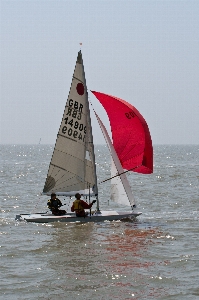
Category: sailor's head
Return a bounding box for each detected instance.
[75,193,81,199]
[51,193,56,199]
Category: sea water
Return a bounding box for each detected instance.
[0,145,199,300]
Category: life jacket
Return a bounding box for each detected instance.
[47,198,60,210]
[73,199,84,212]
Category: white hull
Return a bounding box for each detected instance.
[15,210,142,223]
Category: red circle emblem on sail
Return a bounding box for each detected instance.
[76,83,84,95]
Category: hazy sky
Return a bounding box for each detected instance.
[1,0,199,145]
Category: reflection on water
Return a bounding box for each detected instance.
[44,221,166,300]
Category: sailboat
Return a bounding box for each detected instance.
[16,51,153,223]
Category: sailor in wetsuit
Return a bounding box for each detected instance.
[47,193,66,216]
[71,193,96,217]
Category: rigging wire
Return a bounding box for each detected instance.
[31,192,42,214]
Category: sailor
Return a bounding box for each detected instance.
[47,193,66,216]
[71,193,96,217]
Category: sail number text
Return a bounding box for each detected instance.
[61,99,86,142]
[125,111,136,119]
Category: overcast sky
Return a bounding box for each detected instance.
[1,0,199,145]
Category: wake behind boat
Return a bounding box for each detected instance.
[16,51,153,223]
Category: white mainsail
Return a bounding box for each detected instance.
[94,111,135,208]
[43,51,98,196]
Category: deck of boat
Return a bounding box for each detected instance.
[15,210,142,223]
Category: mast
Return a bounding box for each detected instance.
[81,52,99,208]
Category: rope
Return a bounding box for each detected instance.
[31,193,42,214]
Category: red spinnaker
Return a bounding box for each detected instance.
[91,91,153,174]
